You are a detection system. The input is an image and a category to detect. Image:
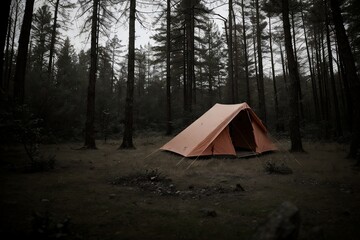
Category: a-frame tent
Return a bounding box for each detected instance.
[160,103,277,157]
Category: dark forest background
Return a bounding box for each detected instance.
[1,0,360,159]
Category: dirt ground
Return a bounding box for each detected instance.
[0,136,359,240]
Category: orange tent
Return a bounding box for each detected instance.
[160,103,277,157]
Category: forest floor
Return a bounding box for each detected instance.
[0,135,359,240]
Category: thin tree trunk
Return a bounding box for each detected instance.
[84,0,99,149]
[330,0,360,159]
[232,8,239,102]
[0,0,12,91]
[282,0,304,152]
[301,0,320,122]
[255,0,266,123]
[5,1,19,93]
[291,10,304,121]
[228,0,234,103]
[325,0,342,137]
[166,0,172,135]
[241,0,250,105]
[279,41,288,89]
[183,25,187,112]
[184,0,194,112]
[48,0,60,81]
[3,6,12,90]
[13,0,35,105]
[321,26,331,137]
[314,27,325,121]
[120,0,136,149]
[269,16,280,131]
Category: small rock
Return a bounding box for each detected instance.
[41,198,49,202]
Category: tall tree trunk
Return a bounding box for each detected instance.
[3,6,12,91]
[232,9,239,102]
[314,27,325,122]
[330,0,360,159]
[291,10,304,121]
[337,45,352,128]
[241,0,250,105]
[84,0,99,149]
[325,0,342,137]
[301,0,320,123]
[0,0,12,91]
[184,0,194,112]
[269,16,280,131]
[282,0,304,152]
[321,26,331,137]
[183,26,187,111]
[279,41,288,88]
[228,0,234,103]
[5,1,19,94]
[120,0,136,149]
[13,0,35,105]
[166,0,172,135]
[255,0,266,123]
[48,0,60,81]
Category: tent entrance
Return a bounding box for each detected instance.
[230,110,257,156]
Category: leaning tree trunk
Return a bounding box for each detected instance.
[282,0,304,152]
[120,0,136,149]
[13,0,35,105]
[84,0,99,149]
[330,0,360,159]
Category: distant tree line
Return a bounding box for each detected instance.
[0,0,359,158]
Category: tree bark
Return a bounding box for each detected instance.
[48,0,60,81]
[301,0,320,123]
[0,0,12,91]
[166,0,172,135]
[184,0,194,112]
[84,0,99,149]
[325,0,342,137]
[5,1,19,94]
[279,41,288,89]
[241,0,250,105]
[269,16,280,131]
[120,0,136,149]
[13,0,35,105]
[330,0,360,159]
[255,0,266,123]
[228,0,234,103]
[282,0,304,152]
[291,10,304,121]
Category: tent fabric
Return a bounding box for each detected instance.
[160,103,277,157]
